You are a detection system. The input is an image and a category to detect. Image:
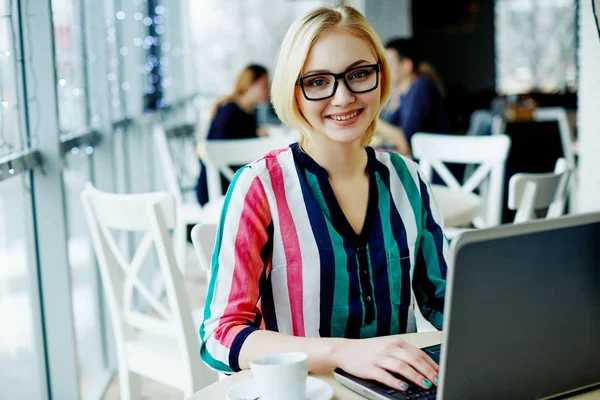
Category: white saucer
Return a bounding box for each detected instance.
[226,376,334,400]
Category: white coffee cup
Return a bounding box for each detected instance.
[249,352,308,400]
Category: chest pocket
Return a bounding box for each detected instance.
[387,246,414,306]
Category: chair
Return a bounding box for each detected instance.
[154,125,224,272]
[198,135,296,201]
[533,107,577,206]
[190,223,218,282]
[508,158,571,224]
[81,184,217,399]
[412,133,511,230]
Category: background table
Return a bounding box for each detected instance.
[190,331,600,400]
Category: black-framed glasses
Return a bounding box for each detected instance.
[297,64,380,101]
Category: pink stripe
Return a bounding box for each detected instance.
[265,153,306,337]
[214,176,272,347]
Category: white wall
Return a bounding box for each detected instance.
[576,1,600,212]
[365,0,412,42]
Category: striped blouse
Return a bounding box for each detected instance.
[199,143,448,373]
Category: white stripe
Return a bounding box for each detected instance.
[379,152,419,262]
[204,165,261,365]
[276,149,322,338]
[255,153,294,335]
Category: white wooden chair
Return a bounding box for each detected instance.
[412,133,511,231]
[153,125,223,273]
[197,135,296,201]
[81,183,217,399]
[508,158,571,224]
[190,223,218,282]
[533,107,577,206]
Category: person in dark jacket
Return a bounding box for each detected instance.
[196,64,270,205]
[376,38,450,155]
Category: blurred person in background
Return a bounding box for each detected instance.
[196,64,271,205]
[376,38,449,156]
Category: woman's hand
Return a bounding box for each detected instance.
[333,336,439,392]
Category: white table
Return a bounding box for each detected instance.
[430,184,482,227]
[190,331,600,400]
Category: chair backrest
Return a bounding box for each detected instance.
[508,158,571,223]
[190,223,218,282]
[412,133,511,227]
[153,125,183,204]
[81,183,204,388]
[466,110,493,136]
[198,135,295,200]
[533,107,575,167]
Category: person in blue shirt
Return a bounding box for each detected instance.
[196,64,271,205]
[376,38,449,155]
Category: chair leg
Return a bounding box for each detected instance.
[119,369,140,400]
[174,221,187,275]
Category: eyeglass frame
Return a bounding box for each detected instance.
[296,63,381,101]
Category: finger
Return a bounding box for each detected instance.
[371,367,410,392]
[390,348,439,387]
[378,357,433,390]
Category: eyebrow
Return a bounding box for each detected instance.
[303,59,374,76]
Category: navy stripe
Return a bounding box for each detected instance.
[418,176,448,279]
[259,222,278,332]
[378,162,412,333]
[344,241,363,338]
[368,211,393,336]
[229,326,258,372]
[293,164,337,337]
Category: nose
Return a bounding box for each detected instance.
[330,79,355,107]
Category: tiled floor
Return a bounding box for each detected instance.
[103,244,210,400]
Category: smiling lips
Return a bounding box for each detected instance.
[326,108,364,125]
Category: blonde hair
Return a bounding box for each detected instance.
[271,6,391,148]
[211,64,268,119]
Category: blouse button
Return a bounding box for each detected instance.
[365,296,372,302]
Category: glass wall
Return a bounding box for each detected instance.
[0,0,25,156]
[0,175,44,400]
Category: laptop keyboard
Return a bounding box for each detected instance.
[334,344,441,400]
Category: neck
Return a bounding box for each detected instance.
[303,137,368,181]
[235,94,257,114]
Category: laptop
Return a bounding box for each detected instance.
[334,212,600,399]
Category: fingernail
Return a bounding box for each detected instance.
[423,379,432,388]
[434,376,439,384]
[400,383,409,390]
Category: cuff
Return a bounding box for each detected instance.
[229,326,259,372]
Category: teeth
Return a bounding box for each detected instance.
[330,110,359,121]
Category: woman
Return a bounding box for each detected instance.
[199,6,447,393]
[377,38,450,155]
[195,64,271,205]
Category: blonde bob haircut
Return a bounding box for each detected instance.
[271,5,391,148]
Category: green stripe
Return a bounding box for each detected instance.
[199,166,247,371]
[305,171,349,337]
[375,176,400,334]
[388,154,422,229]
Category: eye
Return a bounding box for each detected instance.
[305,75,332,88]
[349,70,369,80]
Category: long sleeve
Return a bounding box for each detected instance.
[412,168,448,330]
[199,165,273,373]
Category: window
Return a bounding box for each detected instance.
[0,0,24,157]
[495,0,577,94]
[0,176,45,400]
[52,0,88,132]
